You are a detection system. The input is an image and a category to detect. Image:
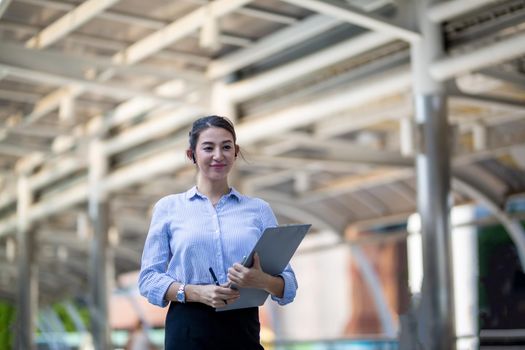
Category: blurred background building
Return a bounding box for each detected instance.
[0,0,525,349]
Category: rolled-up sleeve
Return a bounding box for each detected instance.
[259,201,298,306]
[272,264,297,305]
[138,198,175,307]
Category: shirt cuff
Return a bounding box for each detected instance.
[149,277,175,307]
[270,273,297,305]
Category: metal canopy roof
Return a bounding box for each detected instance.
[0,0,525,303]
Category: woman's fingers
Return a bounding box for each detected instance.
[209,286,239,308]
[227,265,244,284]
[215,286,239,300]
[252,252,262,270]
[228,263,265,289]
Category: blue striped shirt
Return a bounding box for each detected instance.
[138,186,298,307]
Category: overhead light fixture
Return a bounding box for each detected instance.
[199,5,221,51]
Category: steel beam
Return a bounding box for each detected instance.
[239,154,374,173]
[236,66,412,144]
[103,106,203,156]
[0,89,197,215]
[4,125,66,139]
[478,67,525,90]
[112,0,252,65]
[265,132,412,167]
[25,0,121,49]
[1,21,524,239]
[430,34,525,82]
[234,4,298,24]
[23,0,251,47]
[0,88,39,103]
[281,0,420,43]
[0,144,33,157]
[0,63,182,105]
[227,31,397,102]
[290,127,525,205]
[428,0,502,22]
[26,86,82,125]
[207,15,340,79]
[1,0,219,153]
[0,19,211,66]
[300,168,412,204]
[314,102,412,138]
[449,92,525,113]
[222,29,525,125]
[183,0,299,24]
[20,0,298,26]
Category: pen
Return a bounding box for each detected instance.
[208,267,220,286]
[209,267,228,305]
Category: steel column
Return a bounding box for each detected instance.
[15,175,37,350]
[410,0,455,349]
[88,139,112,350]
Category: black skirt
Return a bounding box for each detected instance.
[165,302,264,350]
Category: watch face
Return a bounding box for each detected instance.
[177,285,185,303]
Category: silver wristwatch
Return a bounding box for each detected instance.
[176,283,186,303]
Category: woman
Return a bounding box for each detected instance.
[138,115,297,349]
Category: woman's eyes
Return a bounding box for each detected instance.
[202,145,232,151]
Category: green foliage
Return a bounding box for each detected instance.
[0,301,15,350]
[78,304,90,329]
[52,303,75,332]
[51,300,91,332]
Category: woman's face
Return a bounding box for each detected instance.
[192,127,238,182]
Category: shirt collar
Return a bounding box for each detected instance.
[186,186,241,202]
[228,187,241,201]
[186,186,201,200]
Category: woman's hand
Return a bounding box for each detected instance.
[228,253,285,297]
[227,253,270,290]
[185,284,240,308]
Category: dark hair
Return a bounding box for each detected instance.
[188,115,237,161]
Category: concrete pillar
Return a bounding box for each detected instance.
[88,139,112,350]
[410,0,456,349]
[15,175,37,350]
